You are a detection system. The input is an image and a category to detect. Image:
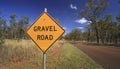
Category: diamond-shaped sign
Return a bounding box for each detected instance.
[27,11,65,53]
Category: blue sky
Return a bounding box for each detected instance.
[0,0,120,34]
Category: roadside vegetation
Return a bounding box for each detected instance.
[0,40,103,69]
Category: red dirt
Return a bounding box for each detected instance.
[70,42,120,69]
[51,45,62,56]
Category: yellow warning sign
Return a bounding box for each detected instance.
[27,11,65,53]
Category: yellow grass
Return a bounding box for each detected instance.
[0,39,103,69]
[0,39,42,69]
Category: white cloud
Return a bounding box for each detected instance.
[62,27,67,36]
[63,27,66,30]
[77,27,84,29]
[88,21,92,24]
[70,4,77,10]
[75,18,88,24]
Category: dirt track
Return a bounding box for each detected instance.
[70,42,120,69]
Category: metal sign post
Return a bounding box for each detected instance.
[43,52,46,69]
[43,8,47,69]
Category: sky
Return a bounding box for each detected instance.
[0,0,120,34]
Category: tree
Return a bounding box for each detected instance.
[9,14,17,39]
[116,16,120,23]
[79,0,109,43]
[9,14,30,39]
[18,16,29,39]
[97,14,112,44]
[65,29,82,41]
[0,17,6,45]
[115,0,120,44]
[116,16,120,44]
[64,33,70,40]
[118,0,120,4]
[0,12,30,41]
[97,19,109,44]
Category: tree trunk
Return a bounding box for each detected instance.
[87,28,90,42]
[101,36,104,44]
[94,22,99,44]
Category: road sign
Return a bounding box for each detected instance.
[27,10,65,53]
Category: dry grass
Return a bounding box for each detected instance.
[0,39,62,69]
[0,40,103,69]
[0,39,42,69]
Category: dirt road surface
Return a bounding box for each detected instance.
[70,42,120,69]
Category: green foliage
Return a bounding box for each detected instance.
[17,16,29,39]
[65,29,82,41]
[0,17,6,45]
[118,0,120,4]
[79,0,109,43]
[9,14,18,39]
[0,36,4,45]
[78,0,120,44]
[116,14,120,24]
[0,13,30,41]
[65,16,120,44]
[8,14,29,39]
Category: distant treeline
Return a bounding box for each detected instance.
[0,0,120,45]
[64,21,120,44]
[0,14,29,44]
[64,0,120,44]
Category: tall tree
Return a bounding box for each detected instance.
[98,14,112,44]
[79,0,109,43]
[116,0,120,44]
[97,19,109,44]
[9,14,17,39]
[18,16,29,39]
[0,17,6,44]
